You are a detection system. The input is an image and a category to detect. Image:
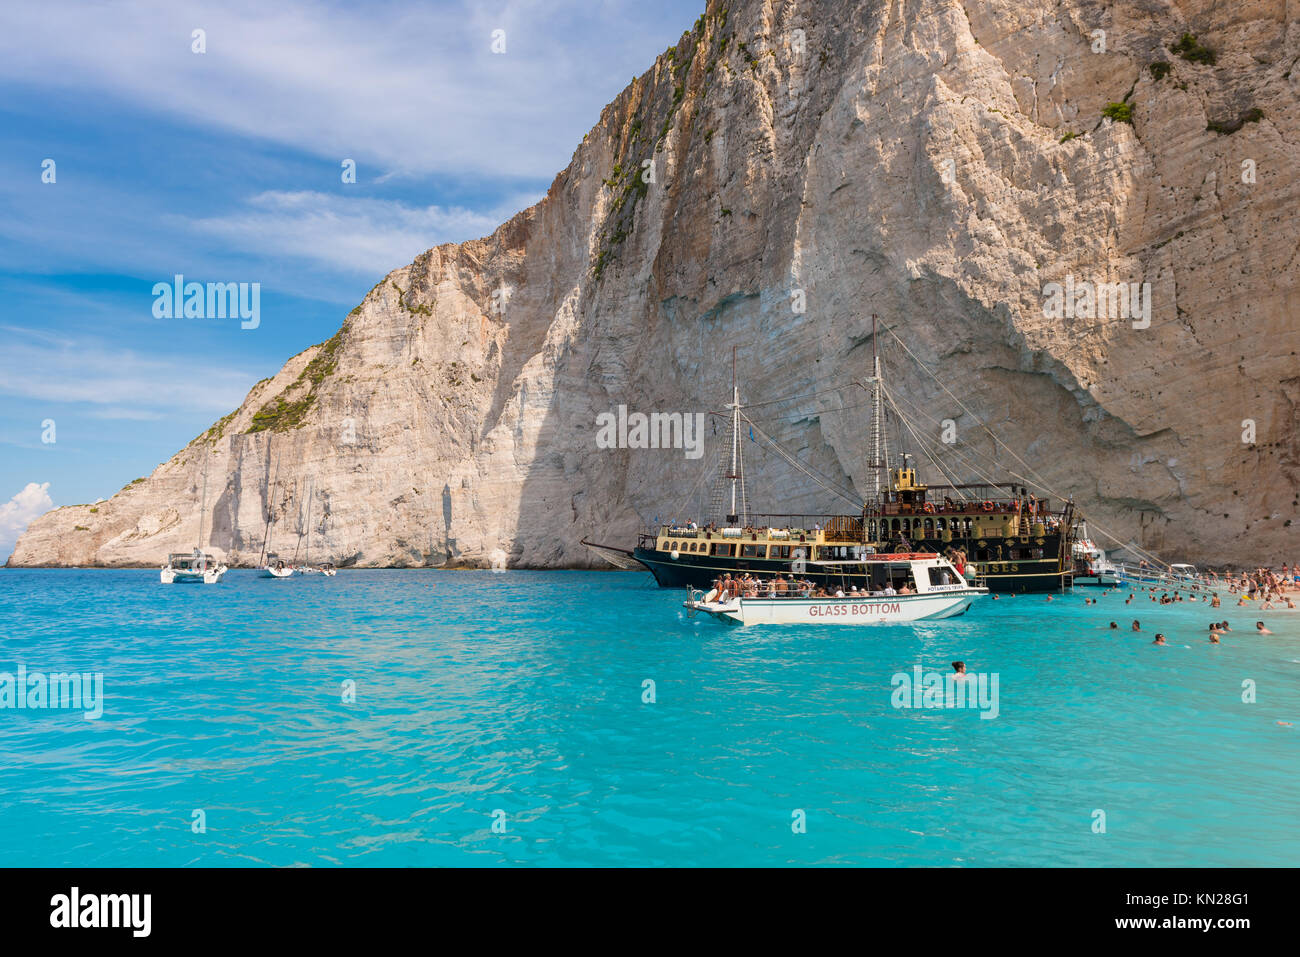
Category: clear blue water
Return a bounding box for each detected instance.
[0,568,1296,867]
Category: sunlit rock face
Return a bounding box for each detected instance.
[12,0,1299,568]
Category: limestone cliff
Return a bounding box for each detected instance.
[11,0,1300,568]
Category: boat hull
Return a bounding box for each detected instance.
[685,590,983,625]
[161,567,225,584]
[634,547,1064,593]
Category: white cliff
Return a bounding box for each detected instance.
[11,0,1300,568]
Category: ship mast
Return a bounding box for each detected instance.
[197,453,210,570]
[867,314,892,498]
[728,346,740,524]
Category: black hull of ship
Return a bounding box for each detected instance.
[632,546,1069,594]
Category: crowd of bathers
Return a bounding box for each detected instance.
[708,573,916,602]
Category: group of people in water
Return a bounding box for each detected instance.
[708,572,916,602]
[1129,619,1273,645]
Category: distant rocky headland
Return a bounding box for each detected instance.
[11,0,1299,569]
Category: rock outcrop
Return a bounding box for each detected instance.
[12,0,1300,568]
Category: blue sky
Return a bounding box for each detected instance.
[0,0,703,556]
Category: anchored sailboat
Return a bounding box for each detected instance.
[161,453,227,584]
[258,446,294,578]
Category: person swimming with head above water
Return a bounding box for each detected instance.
[1131,620,1141,631]
[1109,622,1118,629]
[1256,621,1273,635]
[1153,633,1167,645]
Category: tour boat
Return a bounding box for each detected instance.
[1071,528,1120,587]
[588,318,1083,594]
[161,549,227,584]
[683,553,987,625]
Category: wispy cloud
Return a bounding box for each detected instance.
[0,328,253,417]
[0,0,694,180]
[186,190,540,276]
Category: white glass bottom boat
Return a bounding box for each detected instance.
[683,554,987,625]
[160,550,227,584]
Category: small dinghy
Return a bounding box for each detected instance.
[683,553,986,625]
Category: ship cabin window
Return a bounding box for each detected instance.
[818,546,853,560]
[711,543,735,557]
[740,544,765,559]
[863,564,916,593]
[867,521,877,539]
[900,519,910,534]
[976,548,990,561]
[769,544,792,559]
[935,518,946,531]
[923,518,934,536]
[928,566,954,587]
[891,519,901,532]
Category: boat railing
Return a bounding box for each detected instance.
[1114,562,1221,592]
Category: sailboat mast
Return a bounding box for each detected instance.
[729,347,740,523]
[197,454,210,571]
[259,445,280,566]
[304,480,313,566]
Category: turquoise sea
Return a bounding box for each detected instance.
[0,568,1296,867]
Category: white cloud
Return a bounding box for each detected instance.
[186,190,540,276]
[0,482,55,560]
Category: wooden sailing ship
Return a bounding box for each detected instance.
[587,318,1081,594]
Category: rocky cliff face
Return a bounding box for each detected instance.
[12,0,1300,568]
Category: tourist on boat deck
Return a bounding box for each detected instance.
[882,582,897,596]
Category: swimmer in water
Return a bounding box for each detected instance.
[951,661,971,679]
[1131,620,1141,631]
[1153,633,1167,645]
[1256,621,1273,635]
[1109,622,1118,629]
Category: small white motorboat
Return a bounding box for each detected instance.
[1072,537,1119,587]
[683,553,986,625]
[161,549,227,584]
[259,555,295,578]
